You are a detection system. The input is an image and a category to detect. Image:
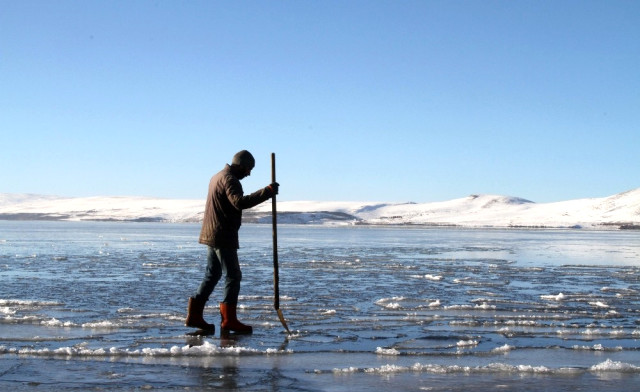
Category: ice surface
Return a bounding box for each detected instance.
[1,222,640,391]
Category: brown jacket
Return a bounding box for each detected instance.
[198,164,273,249]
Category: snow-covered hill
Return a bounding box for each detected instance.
[0,189,639,229]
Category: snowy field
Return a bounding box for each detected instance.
[1,188,639,229]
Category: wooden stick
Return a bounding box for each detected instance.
[271,153,290,334]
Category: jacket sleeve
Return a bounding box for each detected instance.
[226,178,274,210]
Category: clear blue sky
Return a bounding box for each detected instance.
[2,1,638,203]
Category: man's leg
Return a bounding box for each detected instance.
[195,246,223,301]
[216,248,252,334]
[186,246,222,330]
[216,247,242,304]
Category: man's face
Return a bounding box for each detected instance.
[237,165,252,179]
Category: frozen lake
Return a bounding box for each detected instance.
[1,221,639,391]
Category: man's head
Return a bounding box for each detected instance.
[231,150,255,179]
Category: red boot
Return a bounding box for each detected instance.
[185,297,215,331]
[220,302,253,334]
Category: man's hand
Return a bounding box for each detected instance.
[268,182,280,195]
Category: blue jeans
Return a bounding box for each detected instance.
[194,246,242,304]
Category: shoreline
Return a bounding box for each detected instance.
[0,214,638,231]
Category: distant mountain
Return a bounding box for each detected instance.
[0,189,639,229]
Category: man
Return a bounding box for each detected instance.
[186,150,278,334]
